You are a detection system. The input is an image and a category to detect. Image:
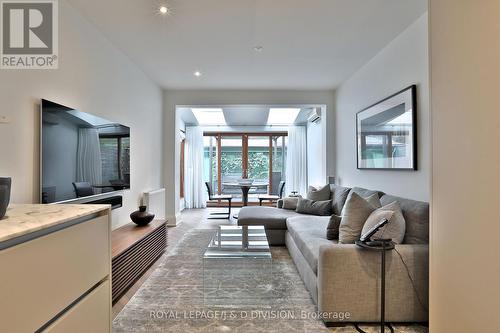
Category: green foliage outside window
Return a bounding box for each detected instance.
[220,152,242,176]
[247,152,269,179]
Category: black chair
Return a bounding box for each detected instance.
[72,182,94,197]
[259,181,286,206]
[205,182,232,219]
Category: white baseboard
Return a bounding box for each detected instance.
[166,213,182,227]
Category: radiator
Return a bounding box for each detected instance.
[143,188,165,220]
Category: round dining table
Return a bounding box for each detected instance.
[222,182,269,206]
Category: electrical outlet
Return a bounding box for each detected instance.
[0,115,11,124]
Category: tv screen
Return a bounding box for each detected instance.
[41,99,130,203]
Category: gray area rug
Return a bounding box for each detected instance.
[113,229,427,333]
[113,229,330,332]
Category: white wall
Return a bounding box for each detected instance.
[0,0,163,229]
[307,116,326,187]
[430,2,500,332]
[334,13,429,201]
[164,90,334,222]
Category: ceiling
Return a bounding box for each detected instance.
[67,0,427,90]
[178,105,314,126]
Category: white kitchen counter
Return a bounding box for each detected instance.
[0,204,110,243]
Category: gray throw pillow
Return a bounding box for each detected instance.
[307,185,331,201]
[361,201,406,244]
[330,185,351,216]
[339,192,381,243]
[326,214,342,240]
[282,196,301,210]
[296,197,333,216]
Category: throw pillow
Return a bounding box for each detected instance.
[326,214,342,240]
[296,198,333,216]
[307,185,331,201]
[361,201,406,244]
[339,192,381,243]
[282,196,301,210]
[330,184,351,216]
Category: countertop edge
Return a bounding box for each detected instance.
[0,204,111,244]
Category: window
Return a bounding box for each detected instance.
[221,135,243,185]
[247,136,270,194]
[203,132,287,203]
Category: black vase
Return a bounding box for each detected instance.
[130,205,155,226]
[0,177,11,220]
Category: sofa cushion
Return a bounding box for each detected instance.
[380,194,429,244]
[286,216,335,274]
[296,198,332,216]
[351,187,384,199]
[307,185,331,201]
[362,201,406,244]
[339,193,381,243]
[329,184,351,215]
[282,196,300,210]
[237,206,301,230]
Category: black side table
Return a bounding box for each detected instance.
[354,239,395,333]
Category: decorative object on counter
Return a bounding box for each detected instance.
[130,206,155,226]
[0,177,11,219]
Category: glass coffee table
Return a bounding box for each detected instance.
[203,225,272,306]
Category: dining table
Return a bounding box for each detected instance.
[221,182,269,206]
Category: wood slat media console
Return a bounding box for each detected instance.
[111,220,167,303]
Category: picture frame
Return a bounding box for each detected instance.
[356,85,417,170]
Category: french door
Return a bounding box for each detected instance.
[203,133,287,197]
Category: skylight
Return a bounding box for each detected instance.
[191,108,226,125]
[267,108,301,125]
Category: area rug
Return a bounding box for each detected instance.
[113,229,427,333]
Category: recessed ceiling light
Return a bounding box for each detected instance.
[159,6,169,14]
[254,46,263,52]
[194,71,202,77]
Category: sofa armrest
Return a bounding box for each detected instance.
[317,243,429,323]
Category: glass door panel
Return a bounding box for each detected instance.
[247,136,270,196]
[203,133,287,204]
[220,136,243,195]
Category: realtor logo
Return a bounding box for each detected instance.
[1,0,58,69]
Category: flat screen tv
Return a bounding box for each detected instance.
[41,99,130,203]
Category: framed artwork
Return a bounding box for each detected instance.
[356,85,417,170]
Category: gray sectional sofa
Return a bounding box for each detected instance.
[237,185,429,324]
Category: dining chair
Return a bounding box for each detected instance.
[258,181,285,206]
[205,182,232,219]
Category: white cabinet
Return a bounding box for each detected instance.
[0,205,111,333]
[44,280,111,333]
